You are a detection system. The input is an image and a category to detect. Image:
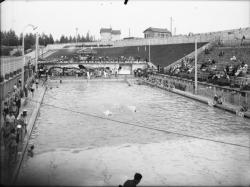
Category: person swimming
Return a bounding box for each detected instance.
[127,106,136,112]
[104,110,112,116]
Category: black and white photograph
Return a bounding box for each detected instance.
[0,0,250,186]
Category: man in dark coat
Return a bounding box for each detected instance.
[122,173,142,187]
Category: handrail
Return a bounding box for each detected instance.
[37,60,148,64]
[0,56,31,76]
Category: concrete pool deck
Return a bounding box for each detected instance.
[15,138,250,186]
[0,83,47,185]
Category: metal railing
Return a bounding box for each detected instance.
[219,39,250,47]
[38,60,148,64]
[1,56,33,76]
[0,57,24,76]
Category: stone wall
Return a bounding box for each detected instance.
[150,74,250,108]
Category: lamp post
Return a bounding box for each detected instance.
[35,32,39,73]
[170,16,172,36]
[21,24,38,90]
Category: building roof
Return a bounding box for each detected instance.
[111,30,121,35]
[100,28,112,33]
[143,27,171,33]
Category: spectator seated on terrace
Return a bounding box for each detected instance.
[241,35,246,46]
[219,51,224,57]
[217,96,223,104]
[227,64,239,76]
[240,102,248,112]
[240,61,248,75]
[213,95,223,105]
[235,62,248,77]
[210,64,217,71]
[206,58,216,65]
[200,60,213,72]
[204,48,209,54]
[211,72,220,80]
[230,56,237,61]
[210,70,230,85]
[170,57,195,76]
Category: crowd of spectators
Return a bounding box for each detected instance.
[166,49,248,89]
[167,57,195,75]
[1,78,37,164]
[41,55,147,64]
[81,55,146,63]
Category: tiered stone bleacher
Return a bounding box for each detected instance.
[166,41,250,90]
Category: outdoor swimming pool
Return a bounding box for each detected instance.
[17,80,250,186]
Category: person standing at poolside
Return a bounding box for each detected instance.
[9,112,16,131]
[122,173,142,187]
[15,95,21,115]
[24,83,28,97]
[30,83,35,97]
[87,71,90,80]
[19,112,27,135]
[35,78,39,89]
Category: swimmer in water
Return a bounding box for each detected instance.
[104,110,112,116]
[127,106,136,112]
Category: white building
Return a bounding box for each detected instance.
[100,28,121,41]
[143,27,172,38]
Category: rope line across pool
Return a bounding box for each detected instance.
[26,97,250,149]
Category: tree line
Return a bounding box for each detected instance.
[1,29,95,47]
[56,32,95,43]
[1,29,95,55]
[1,30,55,50]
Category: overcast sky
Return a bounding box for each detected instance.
[1,0,250,40]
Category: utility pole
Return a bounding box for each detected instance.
[76,27,78,44]
[195,38,198,94]
[129,28,130,37]
[35,33,39,73]
[21,24,37,90]
[22,35,25,90]
[170,16,172,36]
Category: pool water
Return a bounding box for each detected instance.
[17,80,250,186]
